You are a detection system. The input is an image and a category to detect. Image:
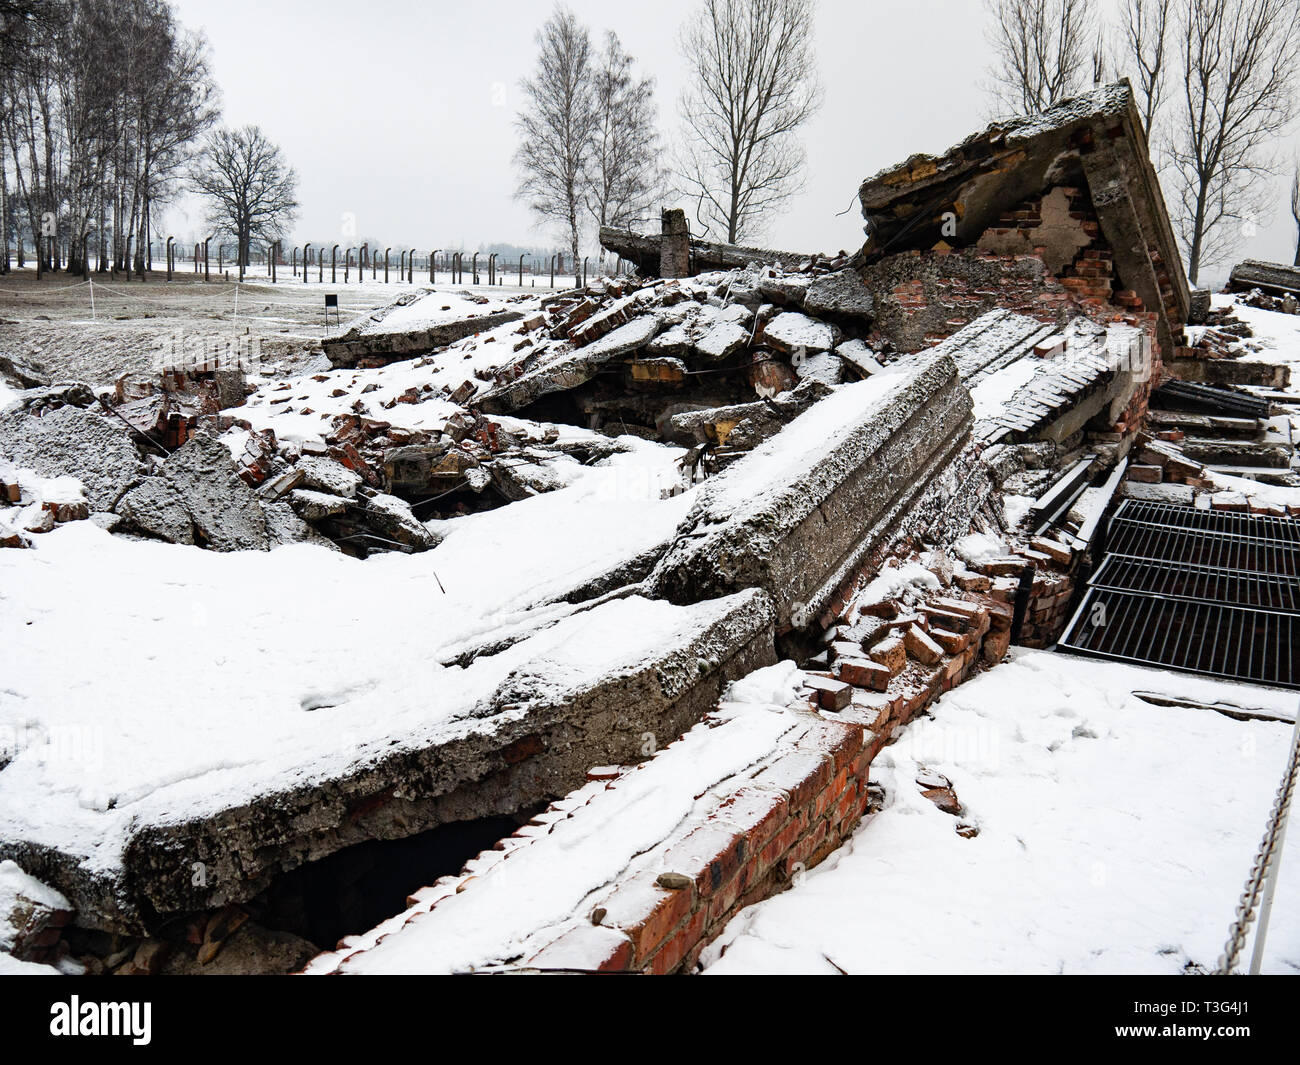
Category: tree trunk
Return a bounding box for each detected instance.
[0,133,8,275]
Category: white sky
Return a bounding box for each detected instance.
[165,0,1300,287]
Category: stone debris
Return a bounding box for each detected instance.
[0,403,147,511]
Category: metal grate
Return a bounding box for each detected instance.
[1106,519,1300,576]
[1091,554,1300,613]
[1113,500,1300,543]
[1060,588,1298,689]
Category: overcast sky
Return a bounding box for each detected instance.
[165,0,1299,286]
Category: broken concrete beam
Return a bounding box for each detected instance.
[1162,357,1290,390]
[296,455,362,498]
[598,224,810,278]
[323,310,524,368]
[15,591,774,933]
[660,208,691,279]
[1227,260,1300,298]
[648,351,973,629]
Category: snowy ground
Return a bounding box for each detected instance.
[0,267,564,386]
[702,649,1298,975]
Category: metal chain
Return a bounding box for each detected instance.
[1216,706,1300,974]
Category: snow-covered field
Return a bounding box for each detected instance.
[702,650,1298,975]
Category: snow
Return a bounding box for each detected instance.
[970,356,1040,422]
[851,561,940,615]
[762,311,838,354]
[954,532,1010,566]
[702,650,1299,975]
[351,287,530,337]
[0,440,696,875]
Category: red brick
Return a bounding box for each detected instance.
[527,923,633,973]
[755,812,807,874]
[598,874,696,964]
[930,628,968,655]
[800,719,866,775]
[661,822,747,899]
[713,786,790,854]
[754,749,833,810]
[647,906,708,975]
[839,658,892,691]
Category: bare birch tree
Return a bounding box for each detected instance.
[985,0,1098,115]
[1291,164,1300,265]
[676,0,822,244]
[1168,0,1300,284]
[514,6,597,270]
[189,125,298,274]
[586,31,663,232]
[1116,0,1172,138]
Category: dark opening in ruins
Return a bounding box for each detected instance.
[247,814,527,949]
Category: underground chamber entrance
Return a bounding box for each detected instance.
[247,813,530,950]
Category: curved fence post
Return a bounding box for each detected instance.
[166,237,174,282]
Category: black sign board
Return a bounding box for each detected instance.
[324,294,338,307]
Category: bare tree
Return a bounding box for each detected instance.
[676,0,822,244]
[189,125,298,276]
[1168,0,1300,284]
[586,31,663,232]
[1291,164,1300,266]
[985,0,1098,115]
[514,6,598,271]
[1116,0,1172,138]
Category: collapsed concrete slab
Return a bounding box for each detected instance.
[1227,259,1300,298]
[3,590,774,933]
[116,433,271,551]
[324,303,525,368]
[648,352,973,629]
[0,404,147,511]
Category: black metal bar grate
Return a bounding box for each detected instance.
[1114,499,1300,543]
[1091,554,1300,613]
[1105,520,1300,576]
[1060,588,1298,689]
